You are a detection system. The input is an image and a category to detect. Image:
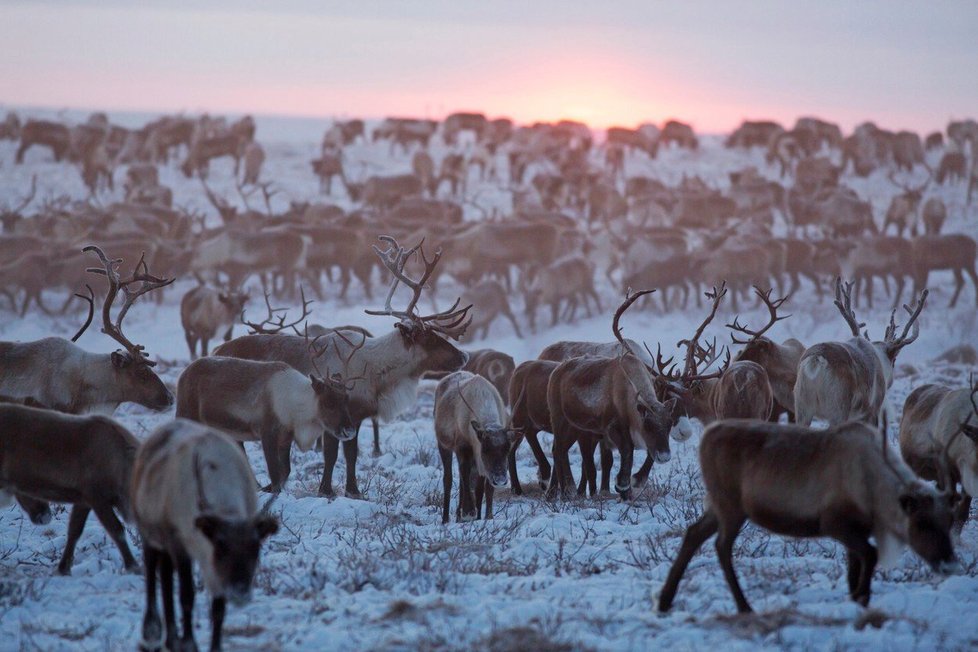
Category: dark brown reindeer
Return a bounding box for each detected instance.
[215,236,470,497]
[435,371,520,523]
[133,420,278,652]
[546,290,678,499]
[795,279,927,428]
[658,420,959,614]
[0,245,173,414]
[0,404,139,575]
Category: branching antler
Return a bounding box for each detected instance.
[833,278,867,338]
[241,286,312,335]
[364,235,472,340]
[306,326,368,391]
[674,283,730,383]
[611,287,655,352]
[882,289,928,354]
[84,245,174,365]
[727,286,790,345]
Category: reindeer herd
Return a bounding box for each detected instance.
[2,109,978,649]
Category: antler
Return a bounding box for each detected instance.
[241,286,312,335]
[676,283,730,382]
[83,245,174,365]
[70,284,95,342]
[364,236,472,340]
[306,326,368,391]
[611,287,655,352]
[833,278,866,338]
[726,286,790,345]
[882,289,928,354]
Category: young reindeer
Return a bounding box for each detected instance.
[215,236,471,497]
[132,420,278,652]
[546,290,679,500]
[899,376,978,529]
[435,371,520,523]
[658,420,959,614]
[794,279,928,428]
[176,335,362,493]
[180,285,249,359]
[0,404,139,575]
[0,245,173,414]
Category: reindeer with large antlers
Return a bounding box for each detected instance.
[215,236,470,497]
[900,375,978,530]
[795,279,928,428]
[546,289,679,499]
[0,245,173,414]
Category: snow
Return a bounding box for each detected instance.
[2,111,978,651]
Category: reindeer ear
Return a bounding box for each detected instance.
[254,514,279,540]
[195,515,222,541]
[110,351,130,368]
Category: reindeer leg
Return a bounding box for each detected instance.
[210,597,226,652]
[632,453,654,491]
[57,504,91,575]
[963,263,978,305]
[715,512,751,613]
[600,442,614,495]
[658,509,720,612]
[508,435,524,496]
[524,430,551,491]
[439,446,453,524]
[547,431,575,499]
[343,435,361,498]
[176,554,199,651]
[91,503,138,572]
[502,304,523,338]
[577,438,597,497]
[277,434,293,488]
[950,268,965,308]
[260,431,283,493]
[484,482,495,520]
[615,440,634,501]
[140,546,164,652]
[475,475,485,519]
[458,449,477,521]
[160,554,178,651]
[371,418,381,457]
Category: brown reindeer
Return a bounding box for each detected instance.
[435,371,520,522]
[658,420,958,613]
[461,279,523,339]
[546,290,678,499]
[735,334,805,422]
[921,197,947,235]
[523,255,601,332]
[176,337,361,493]
[0,404,139,575]
[899,377,978,530]
[15,119,71,163]
[215,236,470,497]
[882,171,930,237]
[0,245,173,414]
[180,286,248,359]
[911,234,978,307]
[507,360,558,495]
[132,420,278,652]
[795,279,927,428]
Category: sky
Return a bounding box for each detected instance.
[1,0,976,133]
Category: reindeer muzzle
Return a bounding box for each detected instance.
[654,450,672,464]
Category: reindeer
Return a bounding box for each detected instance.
[831,236,914,310]
[132,420,278,652]
[522,255,601,332]
[180,286,248,358]
[240,141,265,186]
[735,333,805,422]
[911,234,978,307]
[310,151,344,195]
[794,279,927,428]
[0,245,173,414]
[180,134,242,179]
[882,171,930,236]
[0,404,139,575]
[899,377,978,530]
[15,119,71,163]
[215,236,470,497]
[921,197,947,235]
[176,336,361,493]
[546,290,679,499]
[435,371,520,522]
[507,360,558,495]
[411,151,437,196]
[461,279,523,339]
[658,420,959,614]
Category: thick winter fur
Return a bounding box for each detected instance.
[132,420,277,652]
[214,326,466,496]
[794,337,890,427]
[176,356,352,492]
[659,420,957,614]
[435,372,515,522]
[0,404,138,574]
[0,337,173,414]
[180,286,247,358]
[735,337,804,420]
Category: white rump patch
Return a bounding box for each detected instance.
[876,531,906,570]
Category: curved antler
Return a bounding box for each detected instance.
[727,286,790,345]
[833,277,866,338]
[242,286,312,335]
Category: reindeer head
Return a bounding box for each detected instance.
[457,376,520,488]
[84,245,174,410]
[833,278,928,365]
[195,508,278,606]
[366,236,470,374]
[306,328,367,443]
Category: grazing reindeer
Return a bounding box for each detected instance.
[794,279,927,428]
[435,371,520,522]
[215,236,470,497]
[180,286,248,359]
[658,420,959,614]
[546,290,678,499]
[461,279,523,339]
[176,335,361,493]
[899,377,978,530]
[133,420,278,652]
[882,171,930,237]
[0,404,139,575]
[0,245,173,414]
[523,255,601,332]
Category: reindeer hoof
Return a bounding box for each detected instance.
[371,449,382,458]
[318,486,336,498]
[55,565,71,577]
[345,489,363,500]
[631,475,647,490]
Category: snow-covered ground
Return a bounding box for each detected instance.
[1,112,978,651]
